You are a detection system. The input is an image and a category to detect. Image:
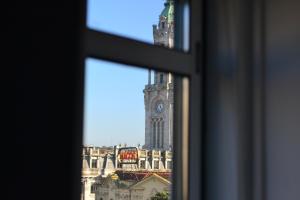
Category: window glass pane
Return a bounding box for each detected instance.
[87,0,189,51]
[81,58,183,200]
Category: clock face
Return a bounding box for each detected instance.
[156,102,164,113]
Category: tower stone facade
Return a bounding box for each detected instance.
[144,0,174,150]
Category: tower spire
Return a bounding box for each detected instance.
[160,0,174,24]
[144,0,174,150]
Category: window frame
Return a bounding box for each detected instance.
[81,0,203,200]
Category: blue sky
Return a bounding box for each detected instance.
[87,0,165,43]
[83,0,165,147]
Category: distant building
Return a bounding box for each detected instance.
[81,145,172,176]
[93,171,171,200]
[81,146,115,200]
[81,145,172,200]
[144,0,174,150]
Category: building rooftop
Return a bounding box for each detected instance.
[114,170,172,182]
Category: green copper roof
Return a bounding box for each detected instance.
[160,0,174,22]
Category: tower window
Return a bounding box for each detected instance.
[161,22,165,29]
[160,74,164,84]
[153,121,157,148]
[91,185,96,193]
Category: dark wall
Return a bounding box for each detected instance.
[204,0,254,199]
[204,0,300,200]
[14,1,85,200]
[265,0,300,199]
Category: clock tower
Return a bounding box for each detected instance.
[143,0,174,150]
